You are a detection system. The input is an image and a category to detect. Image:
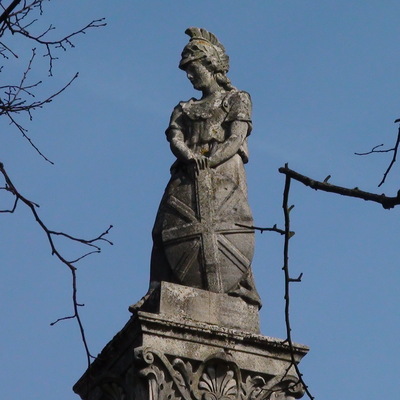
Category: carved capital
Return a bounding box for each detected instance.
[134,347,305,400]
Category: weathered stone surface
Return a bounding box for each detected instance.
[73,28,309,400]
[149,27,261,307]
[158,281,260,333]
[74,299,308,400]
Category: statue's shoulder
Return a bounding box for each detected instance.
[167,98,196,133]
[181,97,217,120]
[223,89,251,102]
[172,98,196,112]
[223,90,252,121]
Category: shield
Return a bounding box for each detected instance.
[161,167,255,293]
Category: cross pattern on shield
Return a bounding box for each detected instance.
[161,168,255,293]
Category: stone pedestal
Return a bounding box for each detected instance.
[73,282,308,400]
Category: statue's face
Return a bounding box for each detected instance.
[185,60,214,92]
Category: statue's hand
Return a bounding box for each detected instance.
[191,155,209,175]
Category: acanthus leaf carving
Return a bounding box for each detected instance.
[241,374,305,400]
[241,375,268,400]
[172,358,195,399]
[134,348,304,400]
[135,347,192,400]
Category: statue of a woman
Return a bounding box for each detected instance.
[148,28,261,307]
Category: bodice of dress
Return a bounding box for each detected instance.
[166,90,252,161]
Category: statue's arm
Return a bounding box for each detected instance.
[208,120,248,167]
[166,104,196,163]
[168,128,195,163]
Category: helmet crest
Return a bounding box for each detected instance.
[179,27,229,73]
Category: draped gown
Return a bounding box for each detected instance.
[149,89,261,307]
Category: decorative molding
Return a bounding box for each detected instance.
[199,363,238,400]
[134,347,304,400]
[241,374,305,400]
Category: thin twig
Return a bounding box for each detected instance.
[236,222,292,236]
[0,1,105,162]
[5,110,54,163]
[378,122,400,187]
[0,48,79,162]
[0,189,18,212]
[0,1,106,74]
[354,144,386,155]
[355,119,400,187]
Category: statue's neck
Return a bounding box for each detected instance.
[197,89,225,103]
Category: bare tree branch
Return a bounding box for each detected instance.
[11,17,106,75]
[0,0,108,372]
[0,49,79,115]
[0,1,106,74]
[0,46,78,162]
[0,0,105,157]
[0,161,113,367]
[279,164,400,209]
[280,174,314,400]
[0,0,22,26]
[277,157,400,398]
[247,176,312,397]
[355,119,400,187]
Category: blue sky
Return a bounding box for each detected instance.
[1,1,400,399]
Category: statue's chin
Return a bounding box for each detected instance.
[190,81,205,91]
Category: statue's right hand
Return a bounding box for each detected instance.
[191,155,209,175]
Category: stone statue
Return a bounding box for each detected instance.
[148,27,261,307]
[76,29,309,400]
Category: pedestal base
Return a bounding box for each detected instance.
[73,283,309,400]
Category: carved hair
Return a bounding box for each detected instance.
[214,71,236,91]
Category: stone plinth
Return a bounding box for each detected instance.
[158,282,260,333]
[73,283,308,400]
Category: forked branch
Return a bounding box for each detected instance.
[0,0,105,159]
[0,161,113,367]
[0,49,79,162]
[355,119,400,187]
[0,1,106,74]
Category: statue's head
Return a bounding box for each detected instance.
[179,27,229,74]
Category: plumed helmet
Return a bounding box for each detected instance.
[179,27,230,73]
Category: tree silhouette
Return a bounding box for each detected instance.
[0,0,109,367]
